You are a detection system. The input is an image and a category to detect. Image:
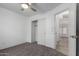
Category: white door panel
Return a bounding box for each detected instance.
[37,19,46,45]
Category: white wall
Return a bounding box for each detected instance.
[26,3,76,56]
[0,7,27,49]
[25,17,32,42]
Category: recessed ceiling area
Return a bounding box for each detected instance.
[0,3,61,17]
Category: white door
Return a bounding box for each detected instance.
[54,4,76,56]
[38,19,46,45]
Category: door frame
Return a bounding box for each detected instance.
[31,20,38,43]
[76,3,79,56]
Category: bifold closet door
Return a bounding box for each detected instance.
[37,19,46,46]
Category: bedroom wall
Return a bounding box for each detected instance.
[0,7,27,49]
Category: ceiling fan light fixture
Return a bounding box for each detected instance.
[21,4,28,9]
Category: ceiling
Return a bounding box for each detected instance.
[0,3,61,17]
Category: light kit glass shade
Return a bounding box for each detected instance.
[21,4,28,9]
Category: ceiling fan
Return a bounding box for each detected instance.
[21,3,37,12]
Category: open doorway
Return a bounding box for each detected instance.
[55,10,70,55]
[31,20,38,44]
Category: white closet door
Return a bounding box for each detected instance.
[37,19,46,45]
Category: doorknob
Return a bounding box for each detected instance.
[70,35,77,39]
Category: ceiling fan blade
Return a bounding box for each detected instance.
[20,3,37,12]
[26,3,30,6]
[26,3,31,6]
[30,7,37,12]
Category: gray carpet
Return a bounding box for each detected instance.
[0,42,65,56]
